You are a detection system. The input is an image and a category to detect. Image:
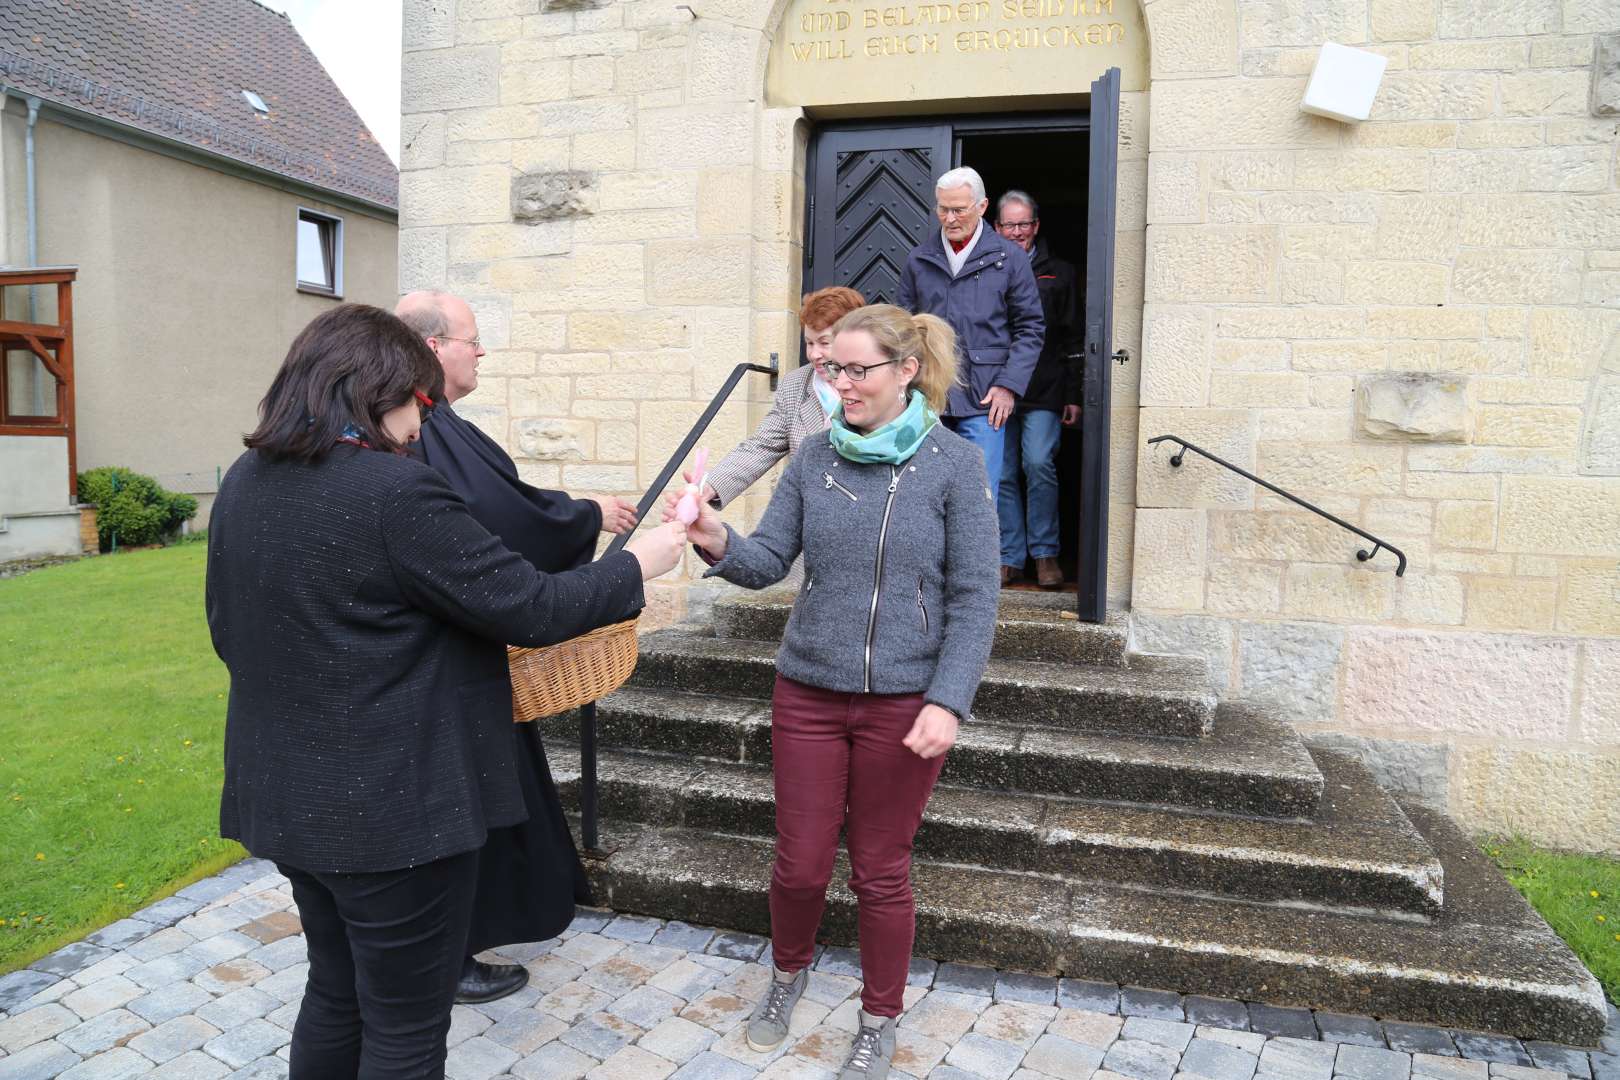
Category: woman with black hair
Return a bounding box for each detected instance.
[204,303,686,1079]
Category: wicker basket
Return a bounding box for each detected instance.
[508,618,639,722]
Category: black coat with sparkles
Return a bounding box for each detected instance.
[205,446,643,874]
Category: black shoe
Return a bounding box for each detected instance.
[453,958,529,1004]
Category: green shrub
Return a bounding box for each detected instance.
[76,467,198,550]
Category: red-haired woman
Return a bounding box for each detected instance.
[701,286,866,508]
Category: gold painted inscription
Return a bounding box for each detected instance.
[783,0,1124,64]
[767,0,1144,105]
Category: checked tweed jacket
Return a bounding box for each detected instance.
[706,364,831,510]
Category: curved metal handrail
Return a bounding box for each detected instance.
[580,356,778,853]
[604,358,778,556]
[1146,434,1407,577]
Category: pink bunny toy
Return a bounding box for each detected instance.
[674,448,710,525]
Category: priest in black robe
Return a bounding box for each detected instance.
[399,290,638,1004]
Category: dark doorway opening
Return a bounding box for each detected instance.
[957,128,1091,592]
[804,75,1120,621]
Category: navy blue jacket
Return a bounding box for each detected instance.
[897,226,1045,418]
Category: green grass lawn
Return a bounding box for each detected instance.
[1486,836,1620,1006]
[0,544,243,973]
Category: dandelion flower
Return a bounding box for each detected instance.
[183,740,193,747]
[1591,890,1601,899]
[123,807,133,814]
[137,779,144,785]
[116,755,124,763]
[34,852,43,861]
[114,882,125,890]
[33,916,42,923]
[1598,914,1608,923]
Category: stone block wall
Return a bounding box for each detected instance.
[401,0,812,623]
[1134,0,1620,851]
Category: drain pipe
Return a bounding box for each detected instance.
[24,94,41,321]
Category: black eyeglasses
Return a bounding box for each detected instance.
[999,219,1038,232]
[823,360,896,382]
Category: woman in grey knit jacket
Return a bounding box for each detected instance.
[679,304,1000,1080]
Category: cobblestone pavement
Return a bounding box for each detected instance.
[1,859,1617,1080]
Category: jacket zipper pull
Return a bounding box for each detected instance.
[824,472,857,501]
[888,467,900,494]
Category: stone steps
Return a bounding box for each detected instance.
[628,628,1218,739]
[711,589,1132,668]
[549,743,1443,918]
[544,689,1323,819]
[578,804,1609,1045]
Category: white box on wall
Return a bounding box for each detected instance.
[1301,41,1388,123]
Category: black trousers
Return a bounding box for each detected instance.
[278,849,479,1080]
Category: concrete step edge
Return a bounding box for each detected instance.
[629,629,1218,737]
[549,743,1440,916]
[582,809,1607,1045]
[555,689,1325,819]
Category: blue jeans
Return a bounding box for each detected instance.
[997,409,1062,567]
[943,414,1006,505]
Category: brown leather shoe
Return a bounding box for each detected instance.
[1000,565,1021,587]
[1035,557,1062,589]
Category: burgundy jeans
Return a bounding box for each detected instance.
[768,674,946,1017]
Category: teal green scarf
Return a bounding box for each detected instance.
[828,390,938,465]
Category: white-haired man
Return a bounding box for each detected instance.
[897,166,1044,565]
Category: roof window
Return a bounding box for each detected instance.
[242,90,269,115]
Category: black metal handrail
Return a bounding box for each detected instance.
[577,355,779,853]
[1146,434,1407,577]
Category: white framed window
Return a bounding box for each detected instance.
[296,208,344,298]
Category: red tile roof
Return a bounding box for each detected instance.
[0,0,398,209]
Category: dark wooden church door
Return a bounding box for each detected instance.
[1077,68,1121,623]
[806,125,951,303]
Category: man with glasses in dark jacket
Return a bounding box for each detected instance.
[994,190,1083,589]
[395,289,639,1007]
[897,167,1045,526]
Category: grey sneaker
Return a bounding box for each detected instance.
[840,1010,896,1079]
[746,966,807,1052]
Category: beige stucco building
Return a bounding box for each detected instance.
[0,0,400,558]
[401,0,1620,853]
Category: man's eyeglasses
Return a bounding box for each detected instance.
[437,335,481,349]
[999,219,1038,233]
[823,360,896,382]
[936,205,977,220]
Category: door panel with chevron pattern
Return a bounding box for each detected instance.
[808,125,951,302]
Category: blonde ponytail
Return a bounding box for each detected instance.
[909,312,960,414]
[831,304,962,414]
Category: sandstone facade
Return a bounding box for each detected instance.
[403,0,1620,851]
